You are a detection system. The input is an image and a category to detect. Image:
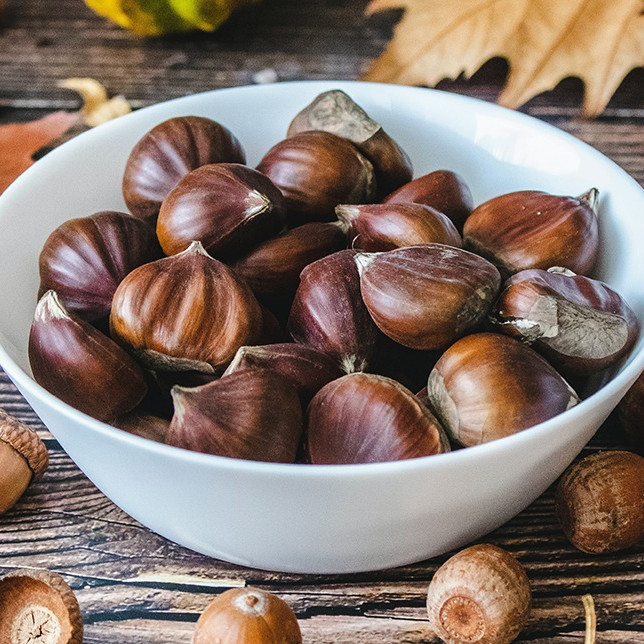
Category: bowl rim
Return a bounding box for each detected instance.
[1,80,643,479]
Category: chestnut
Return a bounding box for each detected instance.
[428,332,580,447]
[383,169,474,231]
[555,450,644,553]
[232,221,347,298]
[491,267,639,375]
[335,202,462,252]
[256,131,377,226]
[38,210,161,322]
[223,343,344,404]
[29,290,148,421]
[306,372,450,464]
[463,189,599,276]
[157,163,286,259]
[122,116,246,221]
[166,370,303,463]
[287,249,381,373]
[354,244,501,350]
[287,89,413,197]
[110,241,263,374]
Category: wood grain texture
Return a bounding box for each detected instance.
[1,0,644,641]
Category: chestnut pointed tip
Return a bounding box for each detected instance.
[547,266,577,276]
[244,189,272,218]
[335,204,360,223]
[578,187,599,213]
[182,240,210,257]
[34,289,71,323]
[353,251,378,276]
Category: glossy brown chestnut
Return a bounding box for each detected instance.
[166,370,303,463]
[492,267,640,375]
[335,202,462,252]
[122,116,246,221]
[383,169,474,231]
[618,371,644,454]
[38,210,160,322]
[287,249,381,373]
[29,290,147,421]
[232,221,347,297]
[306,372,450,464]
[223,343,344,404]
[110,241,263,374]
[428,333,580,447]
[463,189,599,276]
[256,131,376,226]
[556,450,644,553]
[287,89,412,197]
[355,244,501,350]
[157,163,286,259]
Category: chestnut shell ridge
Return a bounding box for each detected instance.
[122,115,246,221]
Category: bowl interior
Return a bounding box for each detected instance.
[1,80,643,435]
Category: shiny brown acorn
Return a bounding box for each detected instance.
[287,89,413,197]
[166,370,303,463]
[122,116,246,221]
[306,372,450,464]
[192,587,302,644]
[256,131,376,226]
[157,163,286,259]
[335,202,462,252]
[428,333,580,447]
[463,189,599,276]
[555,450,644,553]
[383,169,474,231]
[110,241,263,374]
[426,544,532,644]
[0,409,49,515]
[29,290,147,421]
[38,210,160,322]
[287,249,381,373]
[223,343,344,404]
[354,244,501,350]
[492,267,639,375]
[232,221,347,298]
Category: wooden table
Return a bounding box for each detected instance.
[1,1,643,641]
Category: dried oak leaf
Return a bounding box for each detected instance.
[0,111,80,195]
[363,0,644,116]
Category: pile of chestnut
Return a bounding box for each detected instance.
[28,89,640,464]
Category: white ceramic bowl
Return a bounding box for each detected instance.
[1,81,643,574]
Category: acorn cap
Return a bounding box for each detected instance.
[0,408,49,480]
[0,568,83,644]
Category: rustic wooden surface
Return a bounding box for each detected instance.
[1,0,644,641]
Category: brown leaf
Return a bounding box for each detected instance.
[364,0,644,116]
[0,111,80,194]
